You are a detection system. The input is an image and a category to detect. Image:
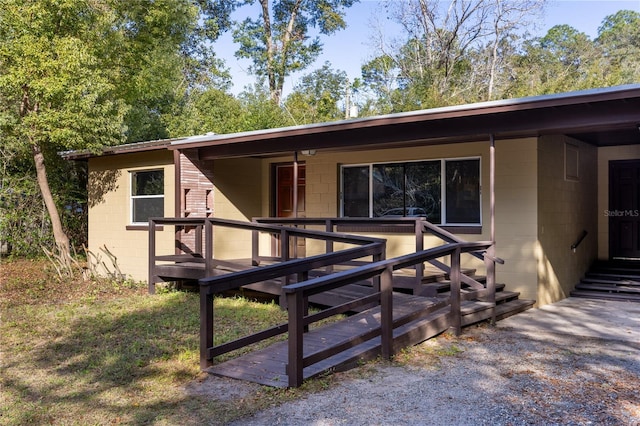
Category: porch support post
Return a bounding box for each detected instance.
[293,152,299,219]
[490,134,495,246]
[487,134,497,324]
[292,152,299,259]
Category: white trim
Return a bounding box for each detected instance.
[340,156,482,225]
[129,169,165,225]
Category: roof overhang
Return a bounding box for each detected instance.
[61,139,174,160]
[170,84,640,160]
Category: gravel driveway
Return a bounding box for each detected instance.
[213,298,640,425]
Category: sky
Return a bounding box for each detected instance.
[214,0,640,96]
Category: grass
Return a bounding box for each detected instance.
[0,258,336,425]
[0,258,456,425]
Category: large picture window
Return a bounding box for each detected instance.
[130,170,164,224]
[341,158,480,225]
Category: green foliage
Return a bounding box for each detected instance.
[0,146,87,256]
[165,88,245,137]
[237,84,294,130]
[0,0,235,256]
[596,10,640,84]
[362,4,640,111]
[284,62,348,124]
[232,0,357,102]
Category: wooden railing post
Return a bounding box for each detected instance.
[415,219,424,292]
[199,285,214,370]
[484,244,497,325]
[205,219,213,278]
[148,219,156,294]
[371,244,385,292]
[380,265,394,360]
[450,246,462,336]
[281,228,291,285]
[286,290,304,388]
[325,219,334,273]
[251,228,259,266]
[195,224,203,256]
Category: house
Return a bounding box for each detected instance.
[65,84,640,307]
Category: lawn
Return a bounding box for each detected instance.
[0,258,325,425]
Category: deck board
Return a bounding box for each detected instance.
[207,292,443,387]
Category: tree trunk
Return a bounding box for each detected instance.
[32,142,71,263]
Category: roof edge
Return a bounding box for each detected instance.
[168,84,640,150]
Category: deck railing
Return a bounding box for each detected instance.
[253,217,501,299]
[197,237,387,369]
[199,239,492,387]
[148,217,385,294]
[149,216,502,387]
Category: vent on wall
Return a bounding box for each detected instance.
[565,142,579,181]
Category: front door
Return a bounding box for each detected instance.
[276,163,305,218]
[275,163,306,257]
[610,159,640,259]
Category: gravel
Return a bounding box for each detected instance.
[187,299,640,425]
[224,323,640,425]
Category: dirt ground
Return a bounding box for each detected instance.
[193,300,640,425]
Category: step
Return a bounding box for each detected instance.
[494,299,536,321]
[458,297,535,326]
[418,267,478,284]
[581,277,640,286]
[426,282,506,295]
[574,282,640,294]
[570,289,640,303]
[586,271,640,281]
[590,260,640,272]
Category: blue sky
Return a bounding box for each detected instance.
[214,0,640,96]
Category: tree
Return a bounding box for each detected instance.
[0,0,127,267]
[483,0,546,100]
[363,0,545,109]
[237,84,293,130]
[509,25,602,96]
[596,10,640,84]
[0,0,233,269]
[166,88,245,137]
[232,0,357,104]
[284,62,348,124]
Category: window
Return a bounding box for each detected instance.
[341,158,480,225]
[130,170,164,224]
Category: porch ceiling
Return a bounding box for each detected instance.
[170,85,640,160]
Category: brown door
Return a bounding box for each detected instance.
[276,163,305,218]
[275,163,306,257]
[610,160,640,259]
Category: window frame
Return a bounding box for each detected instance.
[129,169,165,226]
[340,156,482,226]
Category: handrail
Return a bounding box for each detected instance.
[282,240,492,387]
[198,243,386,294]
[197,238,386,371]
[571,230,588,252]
[253,217,504,292]
[197,238,492,387]
[148,217,386,293]
[151,216,501,387]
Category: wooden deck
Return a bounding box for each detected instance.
[208,288,534,387]
[149,217,534,387]
[207,292,449,387]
